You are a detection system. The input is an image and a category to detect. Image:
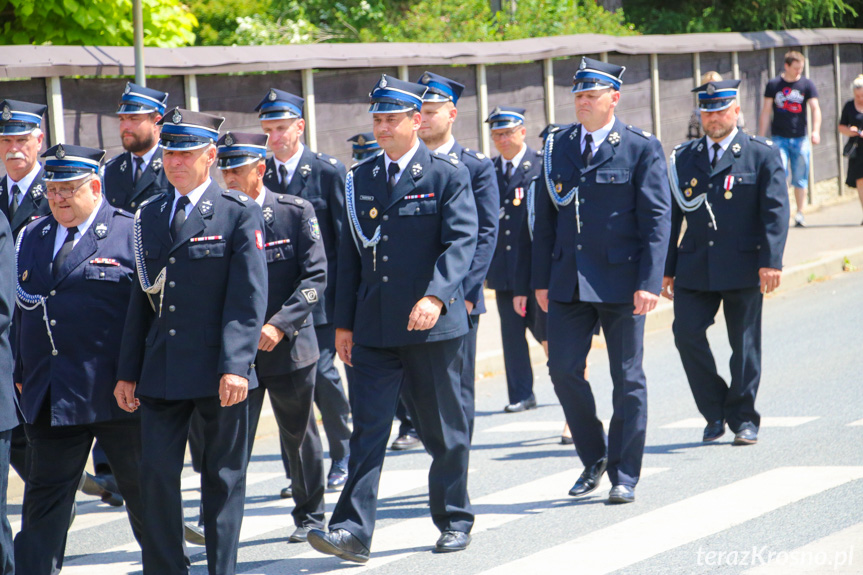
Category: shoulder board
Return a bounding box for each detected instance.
[277,194,306,208]
[350,152,380,172]
[222,189,254,206]
[627,125,651,139]
[432,152,460,168]
[113,208,134,218]
[315,151,340,166]
[104,154,123,167]
[535,149,542,157]
[138,192,167,211]
[462,148,487,161]
[749,135,774,148]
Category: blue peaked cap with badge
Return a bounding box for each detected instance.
[693,79,741,112]
[369,75,426,113]
[572,57,625,93]
[0,99,47,135]
[41,144,105,182]
[117,82,169,115]
[157,107,224,151]
[347,132,380,162]
[416,71,465,105]
[485,106,526,130]
[217,131,269,170]
[256,88,304,121]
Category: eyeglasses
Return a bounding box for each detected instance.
[46,178,92,199]
[491,128,520,140]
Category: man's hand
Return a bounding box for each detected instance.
[535,289,549,313]
[633,290,659,315]
[335,328,354,367]
[408,296,443,331]
[661,277,675,301]
[115,380,139,413]
[811,132,821,145]
[258,324,285,352]
[513,295,528,317]
[759,267,782,294]
[219,374,248,407]
[465,300,474,315]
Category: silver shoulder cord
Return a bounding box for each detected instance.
[668,148,718,230]
[344,170,382,270]
[15,229,58,356]
[543,133,583,233]
[527,179,536,242]
[133,207,167,315]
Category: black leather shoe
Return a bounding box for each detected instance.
[289,525,311,543]
[68,502,76,530]
[560,434,574,445]
[568,457,607,497]
[433,530,471,553]
[327,457,349,490]
[307,528,370,563]
[504,395,537,413]
[280,484,292,499]
[390,434,421,451]
[608,484,635,504]
[184,521,206,545]
[79,472,124,507]
[733,428,758,446]
[703,420,726,442]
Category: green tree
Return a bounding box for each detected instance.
[0,0,197,46]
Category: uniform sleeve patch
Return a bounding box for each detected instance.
[255,230,263,250]
[309,217,321,240]
[301,288,318,304]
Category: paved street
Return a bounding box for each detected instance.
[15,268,863,574]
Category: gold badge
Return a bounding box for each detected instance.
[21,270,29,282]
[513,198,521,206]
[684,188,692,198]
[369,207,378,219]
[724,191,733,200]
[555,183,562,194]
[690,178,697,187]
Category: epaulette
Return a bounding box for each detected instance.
[462,148,487,161]
[432,152,460,168]
[535,149,543,157]
[277,194,307,209]
[316,151,341,167]
[114,209,134,218]
[351,152,380,172]
[627,125,652,139]
[750,135,774,148]
[222,189,255,206]
[137,191,167,211]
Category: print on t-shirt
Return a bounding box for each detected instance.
[774,87,805,114]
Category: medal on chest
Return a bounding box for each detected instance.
[513,187,524,206]
[723,175,734,200]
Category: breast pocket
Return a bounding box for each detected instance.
[398,199,437,216]
[143,244,161,260]
[266,242,295,263]
[188,240,227,260]
[84,265,128,283]
[595,169,631,185]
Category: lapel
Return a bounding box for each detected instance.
[695,136,712,176]
[711,130,746,177]
[32,217,58,289]
[171,182,218,253]
[0,176,8,221]
[510,147,536,190]
[384,142,426,211]
[286,147,314,197]
[366,154,389,209]
[131,149,161,200]
[582,118,622,174]
[9,168,46,232]
[564,124,585,172]
[449,140,464,161]
[52,201,108,286]
[263,157,280,194]
[148,192,174,249]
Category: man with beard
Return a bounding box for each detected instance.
[103,83,172,213]
[663,79,789,446]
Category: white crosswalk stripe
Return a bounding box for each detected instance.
[847,418,863,426]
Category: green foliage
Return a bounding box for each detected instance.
[625,0,861,34]
[0,0,197,46]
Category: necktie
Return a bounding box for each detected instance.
[582,133,594,166]
[711,142,722,169]
[171,196,190,241]
[53,226,78,278]
[503,162,513,186]
[9,184,20,220]
[133,156,144,184]
[387,162,400,200]
[279,164,290,193]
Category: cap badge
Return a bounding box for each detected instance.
[422,73,431,84]
[56,145,65,159]
[579,58,587,70]
[608,132,621,145]
[172,109,182,124]
[225,133,234,146]
[94,223,108,238]
[379,75,388,89]
[1,105,10,121]
[124,83,132,94]
[706,84,716,95]
[268,89,277,101]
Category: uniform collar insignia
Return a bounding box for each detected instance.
[120,159,128,172]
[262,205,274,223]
[521,160,531,170]
[449,151,458,160]
[266,168,273,177]
[608,131,621,145]
[151,157,162,171]
[41,222,51,236]
[697,142,704,152]
[569,130,577,140]
[731,142,742,155]
[299,163,312,177]
[411,163,422,177]
[31,183,43,199]
[94,223,108,238]
[160,200,168,213]
[372,165,381,178]
[199,199,213,215]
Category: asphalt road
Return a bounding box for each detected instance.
[19,268,863,574]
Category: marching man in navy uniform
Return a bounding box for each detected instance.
[257,88,352,492]
[13,144,145,573]
[115,108,267,575]
[662,80,789,446]
[416,71,499,439]
[533,57,671,504]
[307,75,478,562]
[103,82,172,214]
[217,131,328,543]
[485,106,545,413]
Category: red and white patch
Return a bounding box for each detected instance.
[255,230,263,250]
[724,175,735,191]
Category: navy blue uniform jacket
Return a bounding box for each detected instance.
[14,201,137,425]
[0,215,19,432]
[334,141,478,348]
[256,191,327,376]
[103,148,172,214]
[1,168,50,238]
[263,149,345,326]
[532,119,672,303]
[665,132,789,291]
[117,181,268,400]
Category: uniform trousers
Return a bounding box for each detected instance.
[139,395,248,575]
[496,290,545,404]
[547,299,647,488]
[314,324,352,462]
[329,338,473,549]
[0,430,14,575]
[672,286,763,432]
[248,366,325,528]
[14,408,143,575]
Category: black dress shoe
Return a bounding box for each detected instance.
[433,530,471,553]
[79,472,124,507]
[568,457,607,497]
[307,528,370,563]
[390,434,421,451]
[703,419,726,442]
[560,434,574,445]
[608,484,635,504]
[327,457,349,490]
[280,484,292,499]
[504,395,537,413]
[733,428,758,446]
[184,521,206,545]
[289,525,311,543]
